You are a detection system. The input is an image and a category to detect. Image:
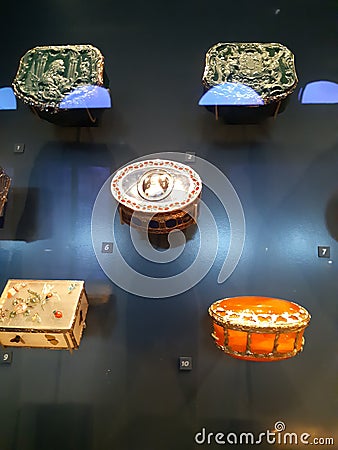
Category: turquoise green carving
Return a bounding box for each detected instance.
[202,43,298,104]
[13,45,104,110]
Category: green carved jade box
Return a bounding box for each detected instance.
[201,42,298,122]
[13,44,108,126]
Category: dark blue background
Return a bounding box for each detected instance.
[0,1,337,449]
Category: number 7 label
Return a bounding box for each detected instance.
[318,246,330,258]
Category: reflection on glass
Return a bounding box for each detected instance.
[299,80,338,104]
[59,85,111,109]
[199,83,264,106]
[0,87,17,110]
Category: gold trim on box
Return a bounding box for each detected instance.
[208,296,311,361]
[211,333,305,361]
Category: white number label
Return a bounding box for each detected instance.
[101,242,113,253]
[318,246,330,258]
[179,357,192,370]
[1,352,12,364]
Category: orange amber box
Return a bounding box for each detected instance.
[208,296,311,361]
[0,280,88,350]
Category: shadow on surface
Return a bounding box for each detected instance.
[13,403,92,450]
[325,189,338,242]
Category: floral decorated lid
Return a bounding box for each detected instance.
[0,280,85,331]
[111,159,202,213]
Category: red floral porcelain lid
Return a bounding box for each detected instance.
[111,159,202,212]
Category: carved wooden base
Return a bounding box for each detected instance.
[119,201,199,234]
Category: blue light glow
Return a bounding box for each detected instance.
[199,83,264,106]
[59,85,111,109]
[299,80,338,104]
[0,87,17,110]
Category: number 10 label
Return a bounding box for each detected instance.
[179,357,192,371]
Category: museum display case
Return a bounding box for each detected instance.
[0,280,88,350]
[0,2,337,449]
[12,44,110,126]
[200,42,298,122]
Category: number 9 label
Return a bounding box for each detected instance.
[1,351,12,364]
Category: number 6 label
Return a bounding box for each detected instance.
[101,242,113,253]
